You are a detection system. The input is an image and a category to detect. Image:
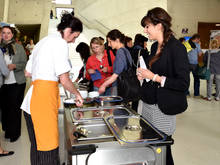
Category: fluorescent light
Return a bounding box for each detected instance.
[215,24,220,26]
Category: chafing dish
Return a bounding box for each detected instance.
[105,115,165,144]
[63,96,173,165]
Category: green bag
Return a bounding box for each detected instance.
[196,50,211,80]
[196,65,211,80]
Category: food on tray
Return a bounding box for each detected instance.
[127,117,140,126]
[122,125,142,141]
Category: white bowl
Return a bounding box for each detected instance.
[63,98,75,104]
[79,90,88,99]
[89,91,99,98]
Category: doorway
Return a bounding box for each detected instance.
[198,22,220,49]
[15,24,41,47]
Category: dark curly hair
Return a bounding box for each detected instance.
[107,29,125,44]
[141,7,173,68]
[57,12,83,36]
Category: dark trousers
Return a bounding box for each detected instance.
[188,64,200,96]
[24,112,60,165]
[131,100,139,112]
[166,144,174,165]
[0,83,26,140]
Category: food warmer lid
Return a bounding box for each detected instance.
[105,115,167,145]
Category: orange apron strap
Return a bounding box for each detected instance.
[30,80,60,151]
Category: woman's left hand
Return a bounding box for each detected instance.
[137,68,154,80]
[8,64,16,71]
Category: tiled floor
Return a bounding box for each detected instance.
[0,79,220,165]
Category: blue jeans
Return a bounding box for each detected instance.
[188,64,200,96]
[93,86,112,96]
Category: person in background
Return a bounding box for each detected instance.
[104,37,116,56]
[99,29,133,95]
[184,34,203,97]
[137,7,189,165]
[130,33,149,112]
[0,26,27,143]
[125,36,133,53]
[86,37,115,95]
[131,33,149,69]
[26,39,35,55]
[75,42,93,91]
[0,26,14,157]
[203,39,220,101]
[179,37,186,44]
[21,13,83,165]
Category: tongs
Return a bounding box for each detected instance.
[63,87,70,99]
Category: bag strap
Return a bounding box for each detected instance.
[132,49,141,68]
[106,49,112,66]
[207,50,211,69]
[121,48,132,69]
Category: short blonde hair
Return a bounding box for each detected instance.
[210,39,219,49]
[90,37,104,47]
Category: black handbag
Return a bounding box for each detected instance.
[157,87,188,115]
[117,48,141,103]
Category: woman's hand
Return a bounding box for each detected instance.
[8,64,16,71]
[137,68,154,80]
[75,94,84,107]
[24,70,32,77]
[87,69,95,74]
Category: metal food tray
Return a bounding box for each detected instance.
[70,106,132,123]
[74,122,114,142]
[105,115,166,144]
[63,97,97,109]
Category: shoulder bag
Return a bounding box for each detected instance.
[117,48,141,103]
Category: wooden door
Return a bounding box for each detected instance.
[198,22,220,49]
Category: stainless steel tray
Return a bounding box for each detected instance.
[75,122,114,142]
[105,115,166,144]
[70,106,132,122]
[63,97,97,109]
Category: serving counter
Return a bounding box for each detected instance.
[63,96,173,165]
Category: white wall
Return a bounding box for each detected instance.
[74,0,167,39]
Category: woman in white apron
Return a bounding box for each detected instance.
[21,13,84,165]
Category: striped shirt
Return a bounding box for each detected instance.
[142,102,176,136]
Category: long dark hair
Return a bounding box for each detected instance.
[107,29,125,44]
[57,13,83,36]
[76,42,90,64]
[141,7,173,68]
